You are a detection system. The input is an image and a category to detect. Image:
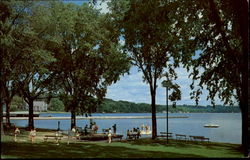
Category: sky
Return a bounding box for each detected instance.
[62,0,237,106]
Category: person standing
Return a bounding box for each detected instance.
[84,125,88,135]
[14,127,20,142]
[108,128,112,143]
[112,124,117,135]
[29,128,36,143]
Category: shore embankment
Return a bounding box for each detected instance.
[4,116,188,120]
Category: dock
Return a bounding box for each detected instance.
[5,116,188,120]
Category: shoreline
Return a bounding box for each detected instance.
[4,116,189,120]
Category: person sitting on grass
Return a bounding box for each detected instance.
[29,128,36,144]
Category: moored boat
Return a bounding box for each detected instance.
[204,124,219,128]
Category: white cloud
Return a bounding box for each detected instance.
[106,65,237,106]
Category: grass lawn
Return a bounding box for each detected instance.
[1,130,244,159]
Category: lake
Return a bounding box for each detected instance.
[10,113,241,144]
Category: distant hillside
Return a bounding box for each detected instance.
[96,98,240,113]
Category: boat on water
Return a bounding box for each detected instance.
[204,124,219,128]
[140,130,152,135]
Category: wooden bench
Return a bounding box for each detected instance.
[175,134,187,141]
[158,132,173,139]
[44,135,63,143]
[189,135,209,142]
[127,132,138,140]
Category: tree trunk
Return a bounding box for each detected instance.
[151,89,157,139]
[28,99,34,130]
[71,108,76,130]
[5,100,11,126]
[240,55,248,157]
[0,101,4,135]
[238,0,249,157]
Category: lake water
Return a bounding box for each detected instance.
[10,113,241,144]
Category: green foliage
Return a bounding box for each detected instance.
[31,2,131,127]
[49,98,64,111]
[167,0,247,107]
[108,0,183,139]
[96,98,240,113]
[10,96,25,111]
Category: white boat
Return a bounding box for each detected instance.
[204,124,219,128]
[140,130,152,135]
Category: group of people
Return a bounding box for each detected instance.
[13,124,36,143]
[71,121,100,137]
[82,122,99,135]
[127,127,141,139]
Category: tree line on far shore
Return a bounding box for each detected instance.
[10,96,240,113]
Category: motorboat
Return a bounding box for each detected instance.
[204,124,219,128]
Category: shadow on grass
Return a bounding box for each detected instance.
[1,141,205,158]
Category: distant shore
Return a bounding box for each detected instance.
[4,116,189,120]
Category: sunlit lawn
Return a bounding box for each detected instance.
[1,132,243,158]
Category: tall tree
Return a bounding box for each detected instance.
[168,0,248,156]
[46,2,130,129]
[14,1,56,129]
[0,1,35,128]
[109,0,181,139]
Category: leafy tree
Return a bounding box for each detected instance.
[0,1,36,128]
[10,96,26,111]
[9,1,57,129]
[49,98,64,111]
[45,2,130,129]
[166,0,248,155]
[109,0,181,139]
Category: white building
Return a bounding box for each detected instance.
[33,101,48,112]
[24,100,48,112]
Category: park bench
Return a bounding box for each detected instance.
[158,132,173,139]
[44,135,63,143]
[127,132,139,140]
[175,134,187,141]
[189,135,209,142]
